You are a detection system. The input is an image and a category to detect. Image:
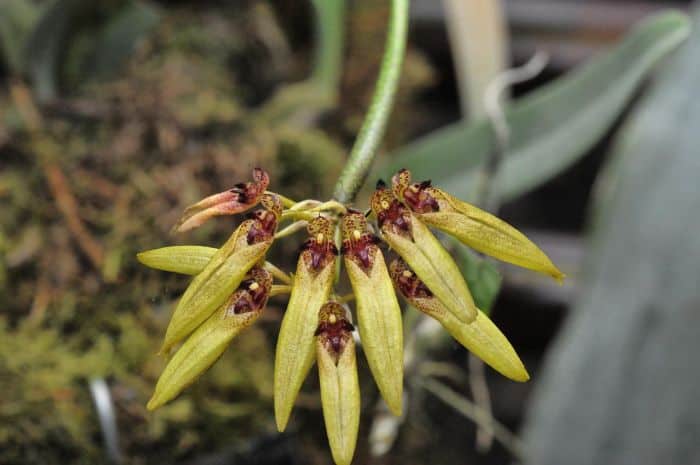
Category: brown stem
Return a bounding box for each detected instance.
[45,163,105,270]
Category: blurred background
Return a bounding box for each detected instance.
[1,1,699,464]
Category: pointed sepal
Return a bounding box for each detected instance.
[274,216,337,431]
[371,186,477,324]
[137,245,216,275]
[161,195,280,352]
[341,211,403,415]
[148,267,272,409]
[172,168,270,233]
[392,169,564,281]
[390,258,529,382]
[315,302,361,465]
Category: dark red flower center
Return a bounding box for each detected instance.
[403,182,439,214]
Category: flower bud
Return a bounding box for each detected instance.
[371,185,477,324]
[341,211,403,415]
[173,168,270,233]
[161,194,280,352]
[392,169,564,281]
[148,267,272,410]
[390,258,529,382]
[274,216,337,431]
[137,245,216,275]
[315,302,360,465]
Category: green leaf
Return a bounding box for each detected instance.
[382,11,691,202]
[522,7,700,462]
[0,0,41,73]
[91,1,160,80]
[24,0,160,101]
[24,0,86,101]
[454,244,502,314]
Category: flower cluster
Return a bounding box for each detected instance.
[138,168,563,465]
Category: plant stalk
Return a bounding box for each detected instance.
[443,0,509,119]
[311,0,345,99]
[333,0,409,203]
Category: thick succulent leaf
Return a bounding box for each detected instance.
[522,8,700,464]
[25,0,84,100]
[382,12,691,202]
[0,0,41,73]
[91,1,160,80]
[25,0,160,100]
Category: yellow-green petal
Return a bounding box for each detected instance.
[317,337,360,465]
[137,246,216,275]
[162,220,272,353]
[316,304,360,465]
[137,247,290,291]
[422,189,564,281]
[148,268,271,410]
[441,308,528,382]
[274,217,336,431]
[342,212,403,415]
[390,259,528,382]
[383,213,477,324]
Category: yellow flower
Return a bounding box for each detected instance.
[371,183,478,324]
[139,167,563,465]
[391,168,564,281]
[148,267,273,409]
[315,302,360,465]
[160,194,281,353]
[172,168,270,233]
[390,258,528,382]
[341,211,403,415]
[274,216,337,431]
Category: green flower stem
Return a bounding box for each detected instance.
[311,0,345,98]
[271,285,293,297]
[308,200,347,215]
[274,220,309,240]
[269,191,297,208]
[288,199,322,211]
[280,210,318,222]
[333,0,409,203]
[264,262,293,285]
[335,293,355,304]
[417,376,524,458]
